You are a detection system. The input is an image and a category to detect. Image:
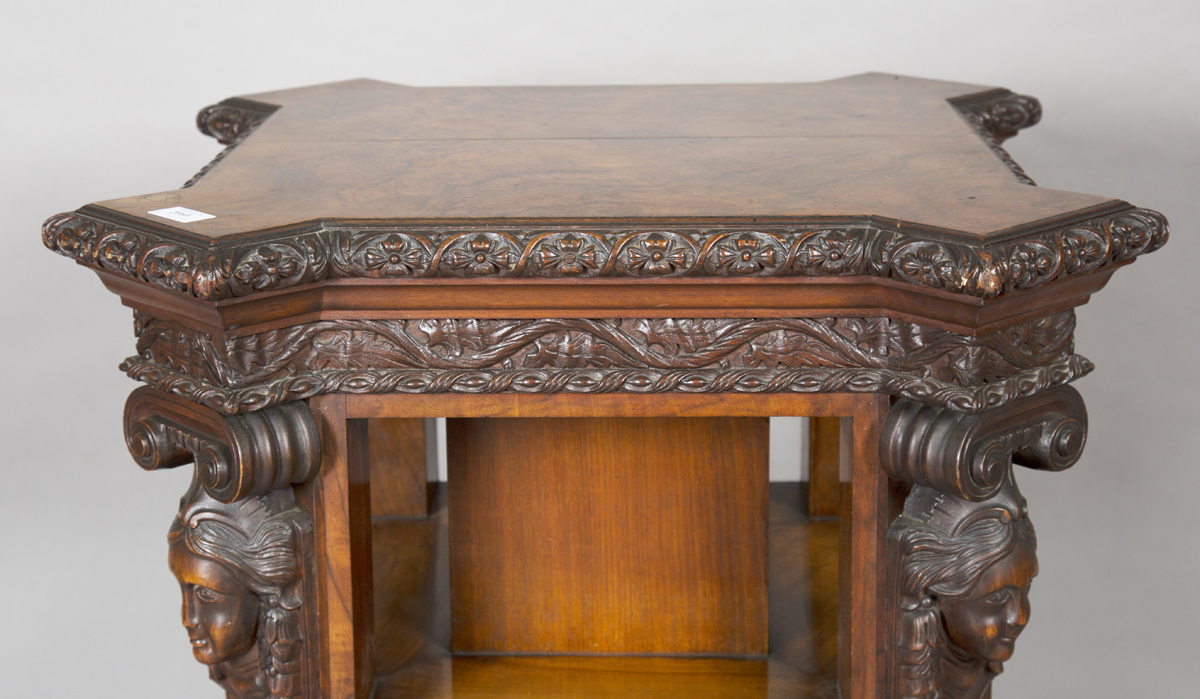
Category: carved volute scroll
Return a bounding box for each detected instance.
[124,387,320,503]
[880,385,1086,501]
[170,472,314,699]
[881,385,1088,698]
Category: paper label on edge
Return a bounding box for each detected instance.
[147,207,216,223]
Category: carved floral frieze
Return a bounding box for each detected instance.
[43,208,1168,302]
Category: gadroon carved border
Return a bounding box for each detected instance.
[43,207,1168,302]
[120,311,1093,414]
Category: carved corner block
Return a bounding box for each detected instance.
[124,387,321,698]
[880,385,1087,699]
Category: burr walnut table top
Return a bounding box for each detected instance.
[43,74,1167,339]
[99,74,1108,236]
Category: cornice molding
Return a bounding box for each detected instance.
[43,207,1167,302]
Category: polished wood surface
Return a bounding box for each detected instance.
[95,263,1123,338]
[47,74,1153,699]
[835,397,890,699]
[373,483,839,698]
[368,418,433,519]
[806,417,840,519]
[446,417,770,655]
[344,391,910,420]
[301,395,376,699]
[95,75,1112,238]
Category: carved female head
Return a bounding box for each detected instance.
[168,481,308,699]
[894,473,1037,698]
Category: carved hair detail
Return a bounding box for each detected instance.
[169,485,308,698]
[901,512,1035,606]
[893,477,1037,699]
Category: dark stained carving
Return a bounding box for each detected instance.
[41,207,1169,301]
[880,385,1087,501]
[169,471,313,698]
[120,311,1090,414]
[882,386,1087,697]
[888,474,1037,699]
[950,90,1042,144]
[124,387,321,502]
[950,90,1043,186]
[196,98,279,145]
[133,312,1079,387]
[183,99,279,188]
[123,352,1090,415]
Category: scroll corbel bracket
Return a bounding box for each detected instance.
[124,386,321,503]
[881,384,1087,501]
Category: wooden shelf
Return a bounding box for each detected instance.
[371,483,838,697]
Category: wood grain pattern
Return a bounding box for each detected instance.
[368,418,433,519]
[447,416,769,655]
[345,390,895,419]
[372,482,839,698]
[90,75,1116,237]
[837,395,890,699]
[298,395,375,699]
[807,417,841,519]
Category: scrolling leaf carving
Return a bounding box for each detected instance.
[121,311,1090,414]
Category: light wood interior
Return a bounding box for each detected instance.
[446,417,770,655]
[372,483,838,698]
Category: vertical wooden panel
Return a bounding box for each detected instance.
[368,417,430,519]
[448,416,769,655]
[807,417,841,519]
[837,396,889,699]
[299,395,375,699]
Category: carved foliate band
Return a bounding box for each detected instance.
[42,207,1168,301]
[880,385,1087,501]
[124,387,321,502]
[121,311,1091,414]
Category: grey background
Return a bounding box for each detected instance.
[2,1,1196,696]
